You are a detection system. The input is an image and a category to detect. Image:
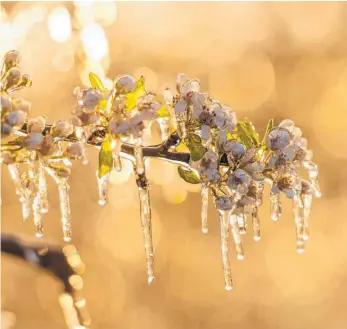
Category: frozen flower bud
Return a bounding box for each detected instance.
[279,119,302,138]
[209,102,225,127]
[0,151,15,164]
[71,116,82,127]
[115,75,136,94]
[27,116,46,133]
[66,142,83,160]
[176,73,189,93]
[51,120,73,137]
[82,89,102,110]
[12,98,31,112]
[0,94,12,112]
[88,112,100,125]
[39,134,54,156]
[111,96,127,114]
[223,140,245,159]
[266,128,291,151]
[109,118,130,135]
[6,110,26,127]
[175,98,187,115]
[163,88,174,105]
[3,50,21,71]
[23,133,44,150]
[1,67,21,91]
[215,196,233,210]
[18,74,32,88]
[1,122,13,136]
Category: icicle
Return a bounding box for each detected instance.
[304,161,321,198]
[176,114,187,139]
[32,192,43,238]
[218,209,233,290]
[134,137,145,175]
[292,193,305,254]
[75,126,91,165]
[201,185,209,233]
[252,206,261,241]
[255,181,264,206]
[38,161,49,213]
[137,182,155,284]
[22,201,31,220]
[58,178,72,242]
[59,293,91,329]
[111,139,122,172]
[237,211,247,235]
[302,193,312,241]
[97,172,109,206]
[7,164,30,202]
[8,164,31,220]
[270,191,281,222]
[157,117,170,141]
[46,168,72,242]
[229,213,245,260]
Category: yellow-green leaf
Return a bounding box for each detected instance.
[98,136,113,178]
[89,72,105,92]
[237,122,254,148]
[261,118,274,151]
[156,105,171,118]
[178,166,201,184]
[125,76,147,111]
[184,133,207,161]
[244,118,260,146]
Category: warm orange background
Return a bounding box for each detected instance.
[2,2,347,329]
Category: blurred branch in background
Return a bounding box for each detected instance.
[1,234,91,329]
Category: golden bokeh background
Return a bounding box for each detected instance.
[2,1,347,328]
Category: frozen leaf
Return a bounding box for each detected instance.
[178,166,201,184]
[184,133,207,161]
[261,118,274,150]
[244,118,260,146]
[98,136,113,178]
[89,72,105,92]
[236,122,254,148]
[156,105,171,118]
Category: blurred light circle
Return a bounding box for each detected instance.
[312,68,347,159]
[275,2,341,45]
[208,49,275,112]
[162,184,188,204]
[93,2,117,26]
[147,159,176,186]
[80,22,108,61]
[97,207,163,264]
[52,50,75,72]
[48,6,72,43]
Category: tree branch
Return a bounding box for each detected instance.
[17,123,191,166]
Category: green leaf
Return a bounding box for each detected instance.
[178,166,201,184]
[244,118,260,146]
[237,122,254,148]
[125,76,147,111]
[89,72,105,92]
[261,118,274,150]
[156,105,171,118]
[98,136,113,178]
[184,133,207,161]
